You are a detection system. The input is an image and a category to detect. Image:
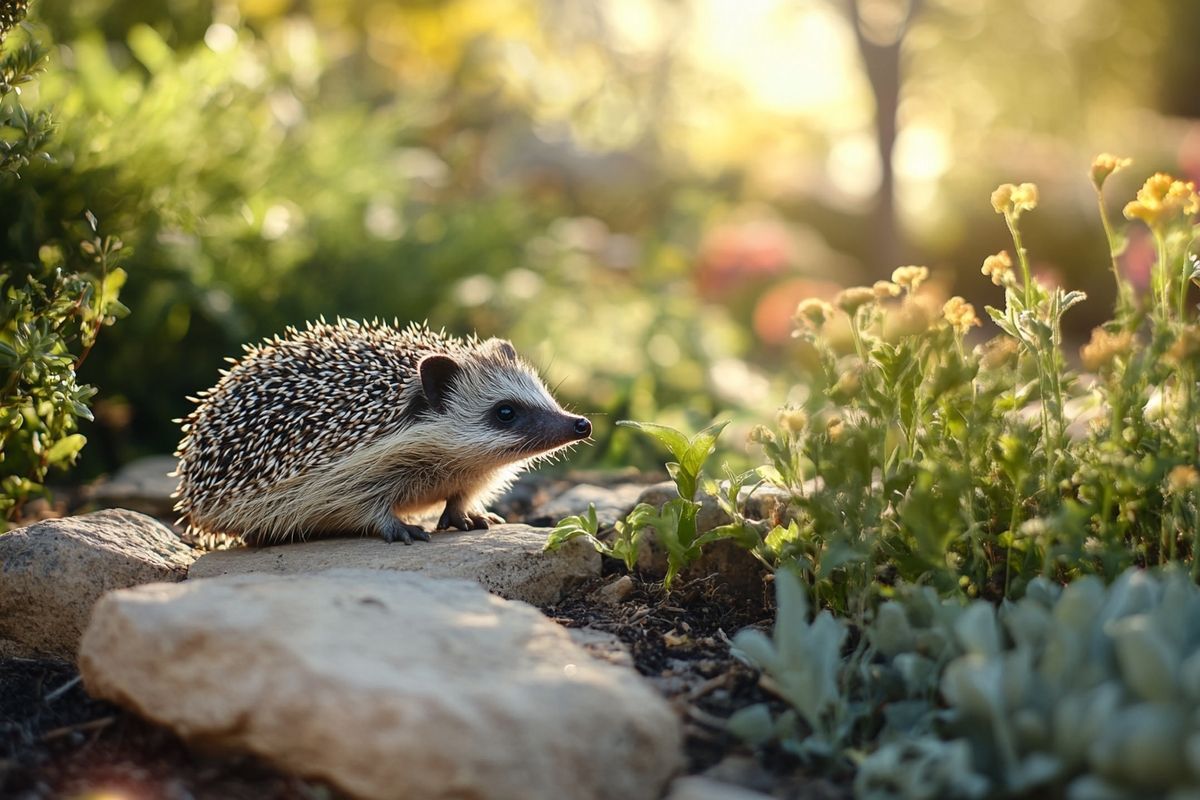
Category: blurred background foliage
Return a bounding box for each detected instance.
[5,0,1197,478]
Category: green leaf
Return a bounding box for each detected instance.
[727,704,776,747]
[43,433,86,466]
[616,420,690,462]
[679,420,729,488]
[544,505,603,553]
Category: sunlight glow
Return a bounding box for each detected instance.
[688,0,863,116]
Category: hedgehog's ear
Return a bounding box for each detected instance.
[482,338,518,362]
[419,355,462,412]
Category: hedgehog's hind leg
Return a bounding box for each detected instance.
[377,514,431,545]
[436,494,504,531]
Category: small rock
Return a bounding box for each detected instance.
[635,481,797,532]
[591,574,635,605]
[566,626,633,669]
[188,524,598,606]
[79,570,682,800]
[664,776,775,800]
[0,509,195,660]
[527,483,646,528]
[85,455,180,517]
[630,482,797,594]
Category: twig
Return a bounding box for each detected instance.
[40,716,114,742]
[686,672,729,702]
[43,675,81,704]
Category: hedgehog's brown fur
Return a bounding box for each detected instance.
[174,319,590,545]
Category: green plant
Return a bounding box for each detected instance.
[728,569,851,762]
[544,503,644,573]
[731,562,1200,798]
[617,420,733,588]
[731,159,1200,610]
[861,567,1200,799]
[545,420,731,587]
[0,6,127,524]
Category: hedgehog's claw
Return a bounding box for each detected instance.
[437,505,473,532]
[437,502,500,532]
[379,518,430,545]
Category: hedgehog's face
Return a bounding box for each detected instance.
[418,339,591,462]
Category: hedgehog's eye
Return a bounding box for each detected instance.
[495,404,517,423]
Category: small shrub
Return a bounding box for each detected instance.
[0,5,126,524]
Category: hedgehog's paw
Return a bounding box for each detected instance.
[437,500,500,532]
[379,517,431,545]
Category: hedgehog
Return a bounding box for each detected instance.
[173,319,592,545]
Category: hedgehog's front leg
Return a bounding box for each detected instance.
[437,494,505,531]
[378,515,431,545]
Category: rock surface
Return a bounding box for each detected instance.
[0,510,195,660]
[188,524,597,606]
[79,569,682,800]
[85,455,180,517]
[664,777,775,800]
[525,482,647,528]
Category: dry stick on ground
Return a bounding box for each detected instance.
[40,716,115,742]
[42,675,82,704]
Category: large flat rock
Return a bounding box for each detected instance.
[188,524,597,606]
[79,569,682,800]
[0,509,195,660]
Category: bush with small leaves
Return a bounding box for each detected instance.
[0,5,127,525]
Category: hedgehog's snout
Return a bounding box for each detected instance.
[573,417,592,439]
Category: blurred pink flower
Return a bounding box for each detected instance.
[695,219,796,300]
[1120,226,1154,293]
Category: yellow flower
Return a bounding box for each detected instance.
[991,182,1039,216]
[776,407,808,434]
[891,265,929,293]
[942,296,981,335]
[1167,465,1200,494]
[1011,183,1038,212]
[980,251,1014,286]
[1123,173,1200,234]
[833,369,862,399]
[873,280,901,299]
[1080,328,1133,373]
[793,298,836,330]
[748,424,776,445]
[1090,153,1132,190]
[825,415,846,442]
[882,299,933,341]
[835,286,876,314]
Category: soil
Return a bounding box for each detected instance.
[0,658,337,799]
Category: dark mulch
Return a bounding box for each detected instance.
[0,658,338,800]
